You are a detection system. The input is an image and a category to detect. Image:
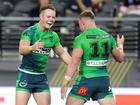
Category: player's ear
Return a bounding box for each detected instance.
[39,13,43,20]
[82,22,85,26]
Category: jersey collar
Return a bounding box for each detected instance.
[36,23,51,34]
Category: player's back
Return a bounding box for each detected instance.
[74,27,117,78]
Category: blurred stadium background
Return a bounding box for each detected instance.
[0,0,140,105]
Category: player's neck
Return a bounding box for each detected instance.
[85,23,97,30]
[38,22,49,32]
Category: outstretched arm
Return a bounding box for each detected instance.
[61,48,83,99]
[54,45,71,65]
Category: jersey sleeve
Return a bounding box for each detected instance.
[110,35,117,50]
[54,33,61,47]
[73,37,82,49]
[20,30,31,41]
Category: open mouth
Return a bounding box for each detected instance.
[47,21,54,26]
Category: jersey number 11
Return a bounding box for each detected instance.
[91,42,109,58]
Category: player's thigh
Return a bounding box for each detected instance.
[33,92,51,105]
[15,91,31,105]
[98,97,115,105]
[66,95,85,105]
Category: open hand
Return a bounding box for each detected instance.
[117,34,124,46]
[61,86,68,100]
[32,40,44,51]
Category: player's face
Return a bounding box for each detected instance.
[79,18,86,31]
[79,17,93,31]
[40,9,56,29]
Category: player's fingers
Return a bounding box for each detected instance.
[61,93,63,99]
[117,34,120,41]
[37,41,43,45]
[38,43,44,48]
[117,34,120,38]
[61,88,64,99]
[39,42,44,46]
[121,35,124,41]
[39,42,44,44]
[35,40,40,44]
[61,88,67,100]
[39,43,44,47]
[35,40,43,45]
[61,92,65,100]
[119,35,124,45]
[34,40,40,46]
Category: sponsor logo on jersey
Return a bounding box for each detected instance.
[77,86,88,95]
[33,48,51,55]
[86,60,107,66]
[87,35,110,39]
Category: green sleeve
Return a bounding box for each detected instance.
[54,33,61,47]
[20,30,31,41]
[73,37,82,49]
[110,35,117,49]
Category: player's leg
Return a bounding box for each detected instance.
[15,91,31,105]
[98,97,115,105]
[33,92,51,105]
[93,76,115,105]
[15,70,31,105]
[66,95,85,105]
[32,73,51,105]
[66,76,93,105]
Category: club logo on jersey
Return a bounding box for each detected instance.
[77,86,88,95]
[19,80,28,87]
[49,36,53,42]
[33,47,51,55]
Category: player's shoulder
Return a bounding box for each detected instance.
[22,24,37,35]
[74,33,84,42]
[98,28,114,38]
[50,30,59,38]
[98,28,109,35]
[75,34,81,40]
[51,30,58,36]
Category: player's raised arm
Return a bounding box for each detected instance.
[19,40,44,55]
[112,35,125,62]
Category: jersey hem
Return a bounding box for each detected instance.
[18,67,45,75]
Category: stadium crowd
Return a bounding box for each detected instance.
[0,0,140,17]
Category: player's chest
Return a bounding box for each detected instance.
[32,33,55,48]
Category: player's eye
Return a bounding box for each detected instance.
[52,16,56,19]
[47,16,51,18]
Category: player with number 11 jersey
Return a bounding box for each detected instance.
[73,27,117,78]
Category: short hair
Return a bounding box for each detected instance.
[79,9,95,19]
[39,4,56,14]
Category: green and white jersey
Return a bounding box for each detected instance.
[18,23,60,74]
[73,28,117,78]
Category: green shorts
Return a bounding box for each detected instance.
[69,76,113,101]
[16,70,50,93]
